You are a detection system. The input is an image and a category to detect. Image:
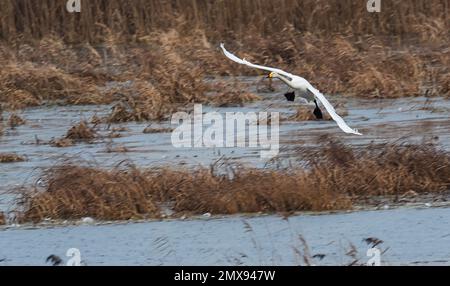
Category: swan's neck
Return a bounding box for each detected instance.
[274,74,293,88]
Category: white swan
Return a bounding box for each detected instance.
[220,44,362,135]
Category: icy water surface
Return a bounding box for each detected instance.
[1,206,449,266]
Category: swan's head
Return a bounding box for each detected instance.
[268,72,277,78]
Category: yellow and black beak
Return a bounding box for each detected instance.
[267,72,274,78]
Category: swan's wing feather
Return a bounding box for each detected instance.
[220,43,293,78]
[220,44,361,136]
[308,87,362,135]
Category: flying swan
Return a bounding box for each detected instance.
[220,44,362,135]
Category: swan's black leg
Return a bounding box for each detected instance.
[313,100,324,120]
[284,91,296,102]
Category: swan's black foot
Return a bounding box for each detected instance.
[313,99,324,120]
[313,106,324,120]
[284,92,296,102]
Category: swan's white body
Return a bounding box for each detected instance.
[220,44,362,135]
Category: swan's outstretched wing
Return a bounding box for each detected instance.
[221,43,362,136]
[308,86,362,135]
[220,43,294,79]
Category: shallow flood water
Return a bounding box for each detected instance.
[1,206,449,266]
[1,78,450,210]
[1,77,450,265]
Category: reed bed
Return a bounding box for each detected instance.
[17,164,160,222]
[15,139,450,223]
[0,1,448,113]
[0,1,448,43]
[0,61,107,109]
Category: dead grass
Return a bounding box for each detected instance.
[439,72,450,97]
[17,164,160,223]
[0,1,448,113]
[104,144,129,153]
[206,80,262,107]
[212,90,261,107]
[106,132,122,139]
[1,1,447,44]
[0,153,25,163]
[65,121,97,141]
[15,139,450,223]
[105,80,175,123]
[290,106,331,121]
[0,63,108,109]
[143,126,173,134]
[50,121,95,148]
[289,104,348,121]
[0,212,5,225]
[8,113,26,128]
[50,138,74,148]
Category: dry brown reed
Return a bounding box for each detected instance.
[143,126,173,134]
[0,212,5,225]
[17,164,160,222]
[105,80,172,123]
[106,132,122,139]
[16,139,450,223]
[290,106,331,121]
[104,144,129,153]
[1,1,447,44]
[210,81,261,107]
[50,138,74,148]
[289,104,348,122]
[212,90,261,107]
[0,153,25,163]
[0,1,448,114]
[0,62,107,109]
[65,121,96,141]
[8,113,26,128]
